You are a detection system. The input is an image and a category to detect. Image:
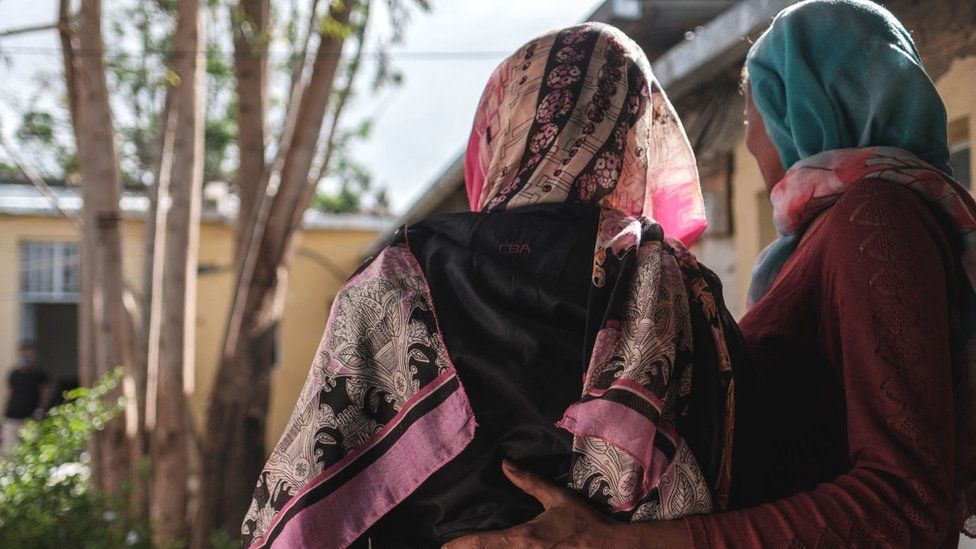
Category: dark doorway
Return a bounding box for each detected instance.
[31,303,79,398]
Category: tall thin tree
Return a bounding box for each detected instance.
[144,0,207,543]
[58,0,135,494]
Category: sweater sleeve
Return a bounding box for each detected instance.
[685,181,956,548]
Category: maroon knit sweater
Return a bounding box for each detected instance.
[685,180,960,548]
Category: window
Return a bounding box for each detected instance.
[701,154,733,237]
[19,241,80,384]
[20,241,80,303]
[950,142,971,189]
[948,117,971,189]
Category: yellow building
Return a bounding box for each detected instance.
[370,0,976,318]
[0,183,390,448]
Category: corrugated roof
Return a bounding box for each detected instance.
[588,0,740,60]
[0,183,393,232]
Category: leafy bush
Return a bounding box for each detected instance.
[0,369,151,548]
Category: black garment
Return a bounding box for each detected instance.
[359,202,750,547]
[5,364,49,419]
[365,203,601,547]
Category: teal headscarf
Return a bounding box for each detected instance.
[746,0,951,174]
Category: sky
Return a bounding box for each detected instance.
[339,0,605,212]
[0,0,605,214]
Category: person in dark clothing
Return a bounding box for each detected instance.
[1,340,50,456]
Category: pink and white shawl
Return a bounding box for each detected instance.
[242,244,476,548]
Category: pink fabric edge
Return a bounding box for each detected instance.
[676,221,708,248]
[250,371,467,548]
[464,125,485,212]
[557,399,668,492]
[577,379,679,447]
[585,378,664,411]
[649,182,708,247]
[272,385,476,549]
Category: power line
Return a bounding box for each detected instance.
[0,44,511,61]
[0,23,59,39]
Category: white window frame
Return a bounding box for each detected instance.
[20,240,80,304]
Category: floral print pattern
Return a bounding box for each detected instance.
[465,23,706,247]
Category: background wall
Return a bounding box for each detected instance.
[0,213,381,450]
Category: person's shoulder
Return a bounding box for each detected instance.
[818,178,952,273]
[816,178,949,247]
[828,178,938,228]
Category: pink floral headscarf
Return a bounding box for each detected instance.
[464,22,706,246]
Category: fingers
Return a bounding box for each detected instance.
[502,460,569,509]
[442,529,509,549]
[443,522,547,549]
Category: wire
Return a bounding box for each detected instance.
[0,133,82,230]
[0,44,510,61]
[0,23,59,39]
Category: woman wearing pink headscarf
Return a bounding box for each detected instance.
[242,23,749,548]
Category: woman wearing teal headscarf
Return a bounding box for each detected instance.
[730,1,976,546]
[744,0,960,306]
[449,1,976,548]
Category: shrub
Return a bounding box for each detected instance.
[0,368,151,548]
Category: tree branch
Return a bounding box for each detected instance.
[309,0,371,186]
[0,133,81,229]
[220,0,357,356]
[0,22,59,38]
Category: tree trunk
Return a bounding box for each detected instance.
[232,0,269,254]
[195,324,276,546]
[145,0,206,544]
[195,1,358,542]
[59,0,134,494]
